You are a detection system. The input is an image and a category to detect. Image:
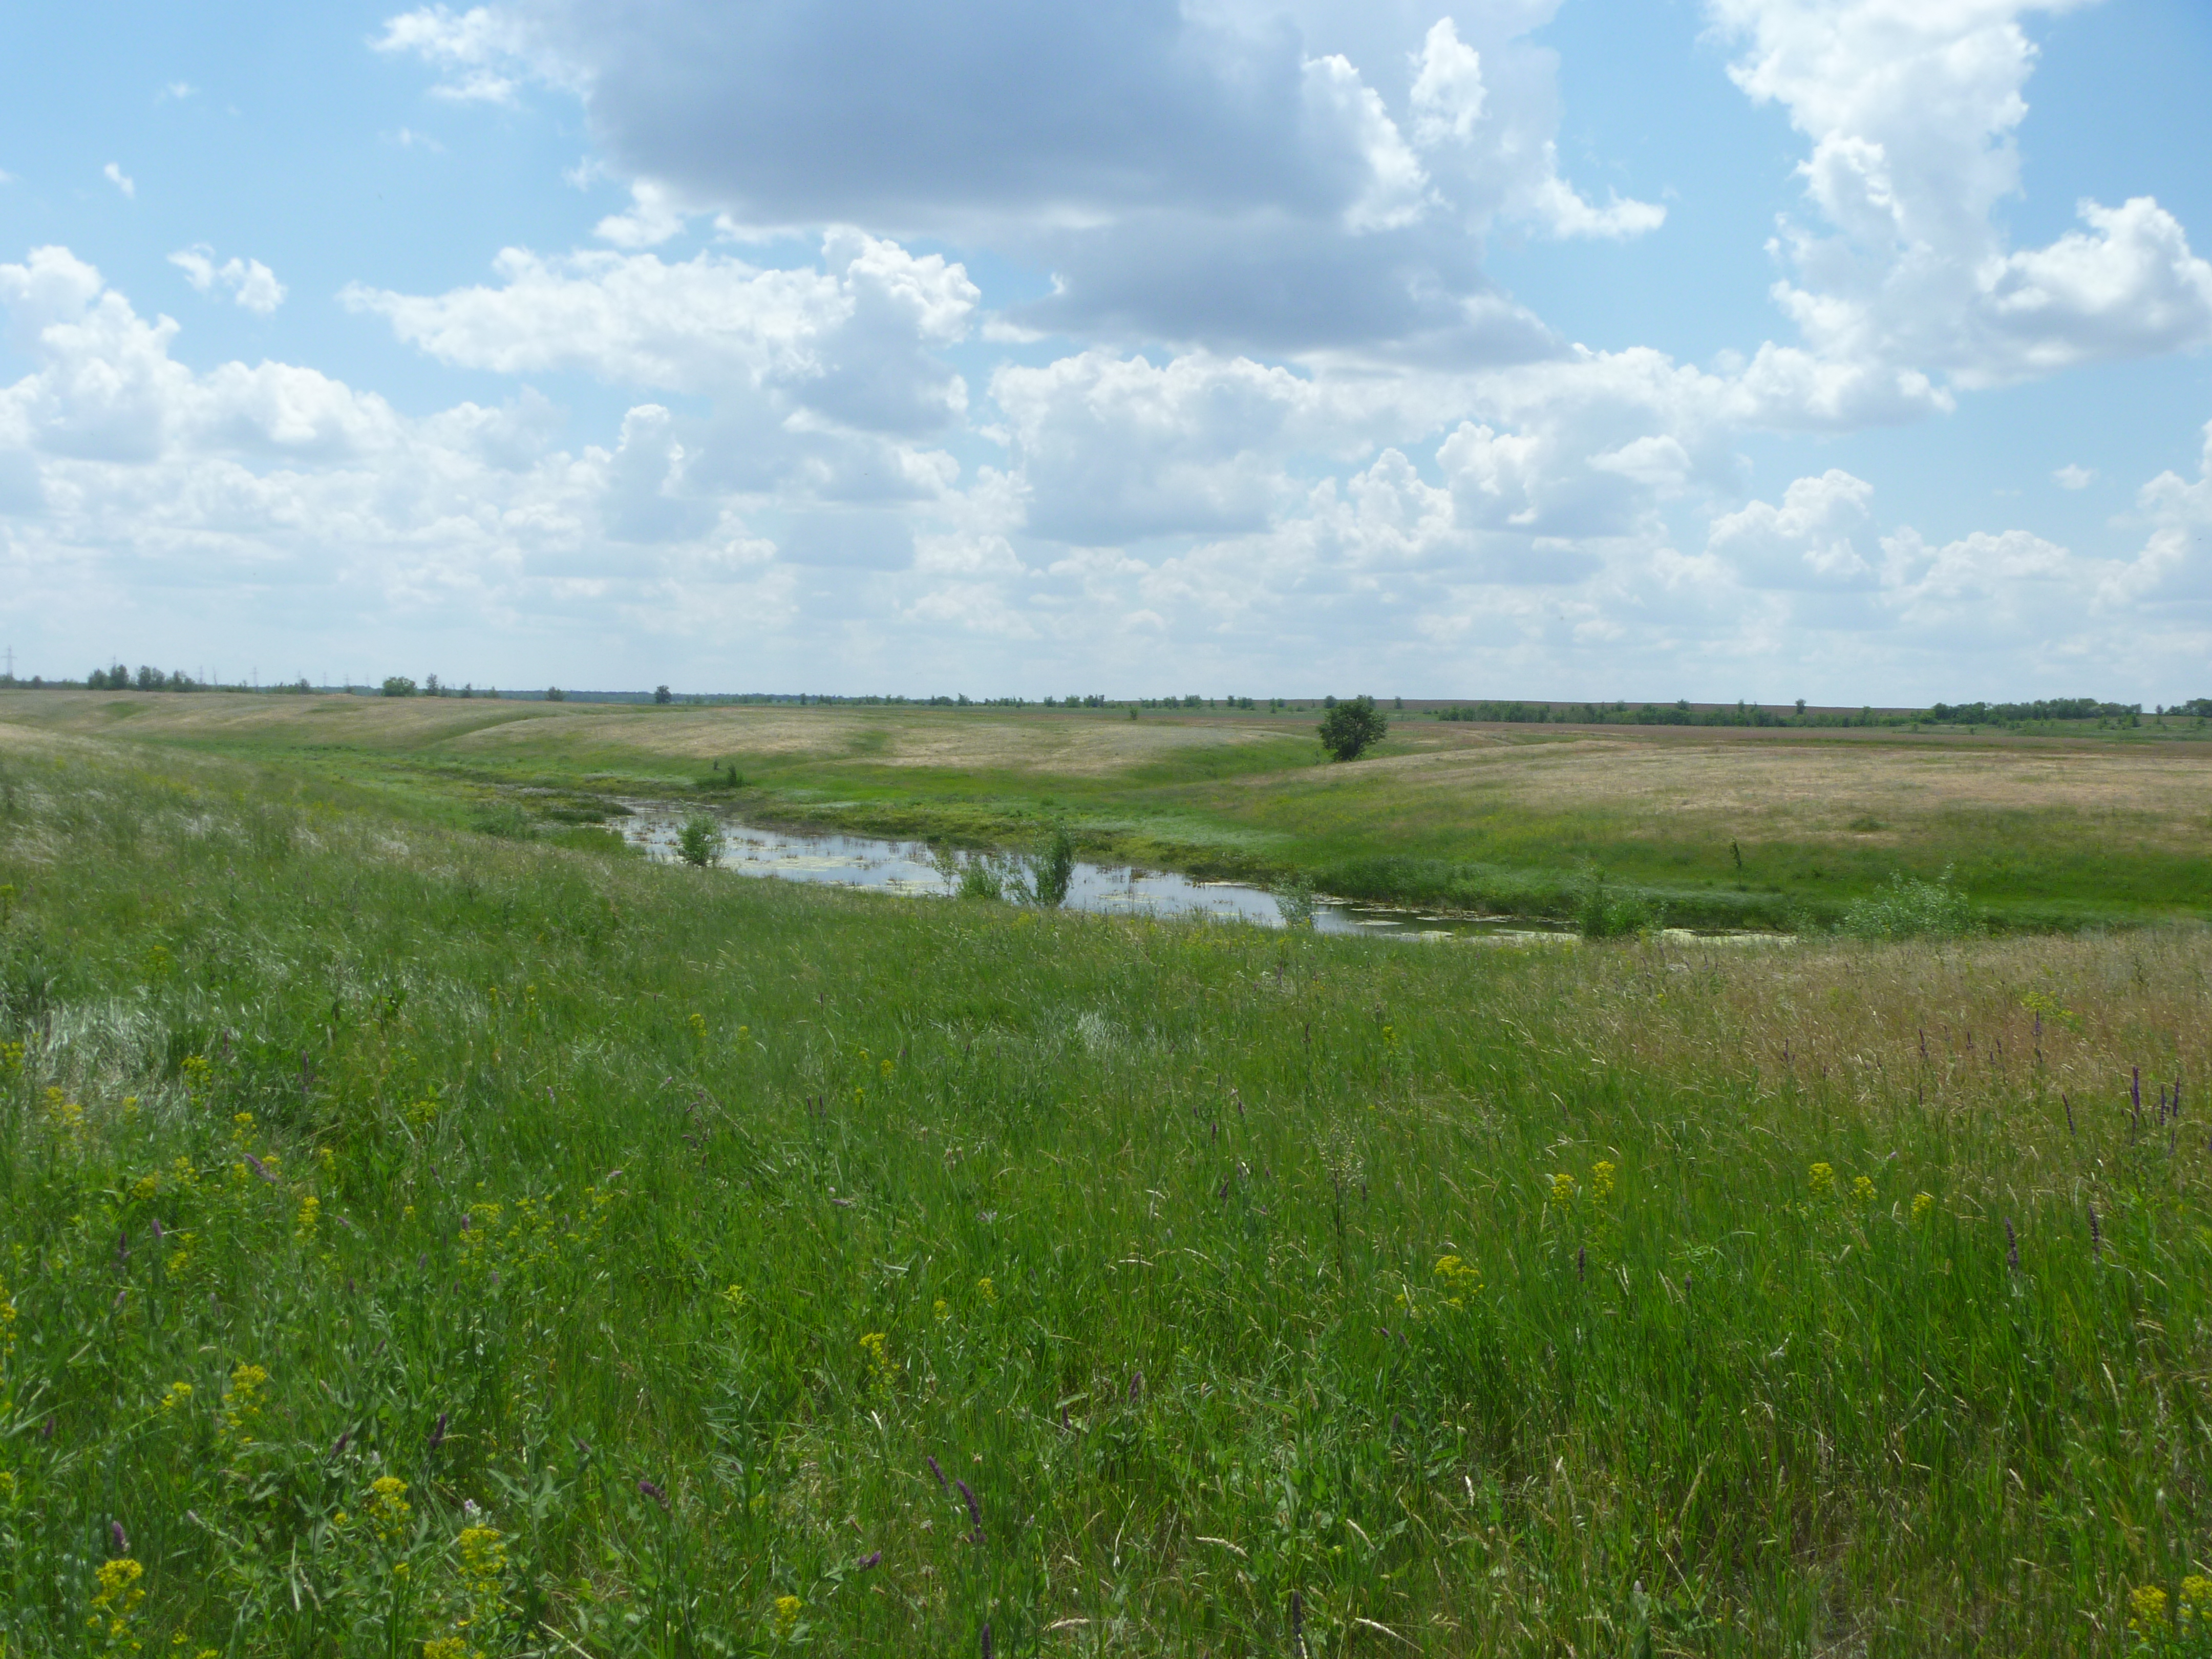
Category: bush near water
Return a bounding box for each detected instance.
[1,742,2210,1653]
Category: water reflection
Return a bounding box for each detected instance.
[617,803,1575,943]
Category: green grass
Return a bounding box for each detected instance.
[3,739,2211,1653]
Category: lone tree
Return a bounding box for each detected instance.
[1317,694,1387,761]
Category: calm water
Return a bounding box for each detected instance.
[616,803,1576,943]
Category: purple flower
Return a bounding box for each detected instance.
[1129,1369,1143,1401]
[954,1478,983,1541]
[427,1413,448,1451]
[2004,1218,2018,1271]
[110,1520,128,1554]
[857,1550,881,1570]
[331,1431,350,1457]
[927,1454,947,1491]
[639,1477,669,1509]
[980,1623,993,1659]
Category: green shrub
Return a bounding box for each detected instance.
[1271,874,1318,929]
[675,812,725,868]
[469,803,536,840]
[1576,864,1660,939]
[1317,694,1387,761]
[1029,822,1076,908]
[1841,866,1972,940]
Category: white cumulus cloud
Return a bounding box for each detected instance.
[169,246,288,315]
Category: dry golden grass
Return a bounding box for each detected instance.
[1518,925,2209,1126]
[1306,729,2212,848]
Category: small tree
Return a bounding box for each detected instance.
[381,676,417,698]
[545,687,566,703]
[1029,822,1076,908]
[675,813,725,868]
[1317,695,1387,761]
[654,685,673,705]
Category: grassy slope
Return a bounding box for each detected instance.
[2,733,2209,1654]
[3,691,2209,929]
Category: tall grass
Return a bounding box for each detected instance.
[0,745,2208,1654]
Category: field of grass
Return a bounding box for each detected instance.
[3,726,2211,1653]
[4,689,2208,932]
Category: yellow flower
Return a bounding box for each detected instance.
[457,1523,507,1580]
[92,1555,146,1615]
[2130,1584,2169,1634]
[721,1284,747,1310]
[181,1054,212,1098]
[1911,1191,1934,1223]
[1590,1161,1616,1200]
[1808,1162,1836,1199]
[131,1173,159,1202]
[772,1594,803,1634]
[1550,1172,1575,1204]
[0,1039,23,1078]
[295,1195,321,1243]
[219,1364,269,1441]
[158,1381,193,1415]
[975,1276,995,1304]
[1852,1175,1875,1204]
[230,1111,255,1143]
[859,1331,891,1381]
[2181,1576,2212,1626]
[1433,1254,1482,1308]
[366,1475,413,1544]
[421,1639,468,1659]
[932,1298,950,1322]
[688,1011,708,1040]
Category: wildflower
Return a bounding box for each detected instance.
[1433,1254,1482,1308]
[180,1054,211,1098]
[638,1478,669,1509]
[421,1639,468,1659]
[131,1173,159,1202]
[0,1039,22,1078]
[773,1594,803,1634]
[295,1195,321,1243]
[366,1476,412,1544]
[859,1331,891,1382]
[89,1556,145,1647]
[954,1477,984,1541]
[219,1365,269,1442]
[721,1284,747,1311]
[932,1298,950,1322]
[2183,1576,2212,1626]
[1808,1162,1835,1199]
[0,1278,16,1358]
[1550,1172,1575,1204]
[230,1111,254,1144]
[1852,1175,1875,1204]
[975,1276,995,1304]
[1590,1161,1616,1200]
[158,1382,193,1415]
[1911,1192,1934,1224]
[2129,1584,2168,1635]
[456,1524,507,1581]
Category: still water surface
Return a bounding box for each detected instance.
[618,802,1572,943]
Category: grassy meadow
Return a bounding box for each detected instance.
[3,689,2209,932]
[3,726,2211,1654]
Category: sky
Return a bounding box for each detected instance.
[1,0,2209,702]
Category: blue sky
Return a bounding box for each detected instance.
[2,0,2209,701]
